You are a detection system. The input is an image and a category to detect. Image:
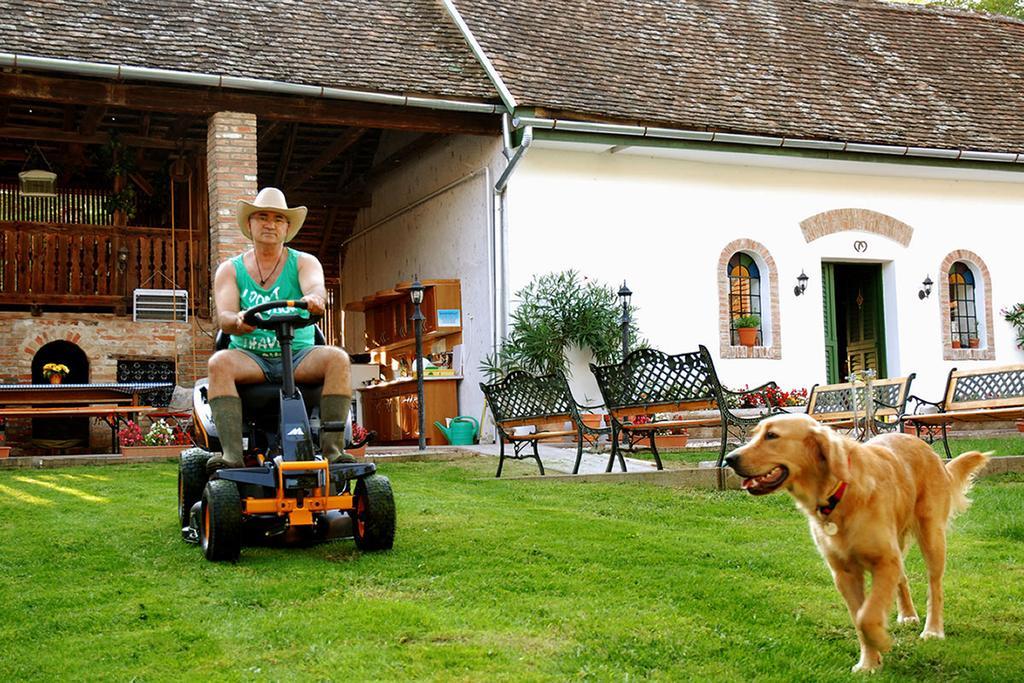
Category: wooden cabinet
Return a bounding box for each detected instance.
[359,378,459,446]
[346,280,461,353]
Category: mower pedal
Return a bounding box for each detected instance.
[181,525,199,545]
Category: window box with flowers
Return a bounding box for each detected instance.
[119,418,191,458]
[42,363,70,384]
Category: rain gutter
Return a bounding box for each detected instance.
[512,116,1024,165]
[0,53,505,115]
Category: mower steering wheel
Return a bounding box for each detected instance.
[241,299,323,331]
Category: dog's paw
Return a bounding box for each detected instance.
[852,654,883,673]
[897,614,920,625]
[920,628,945,640]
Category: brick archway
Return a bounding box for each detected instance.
[939,249,995,361]
[799,209,913,246]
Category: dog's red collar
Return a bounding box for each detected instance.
[818,480,848,517]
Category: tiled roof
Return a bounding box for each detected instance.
[0,0,497,102]
[453,0,1024,152]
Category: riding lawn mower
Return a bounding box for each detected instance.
[179,299,395,562]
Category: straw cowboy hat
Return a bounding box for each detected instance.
[236,187,307,242]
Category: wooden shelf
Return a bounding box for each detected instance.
[344,279,461,353]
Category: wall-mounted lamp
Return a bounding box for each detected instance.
[794,270,809,296]
[117,245,129,272]
[918,275,933,300]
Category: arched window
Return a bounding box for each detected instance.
[728,252,761,345]
[948,261,978,348]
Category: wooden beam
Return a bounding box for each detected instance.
[79,105,106,135]
[285,127,366,192]
[257,120,284,152]
[365,133,446,186]
[274,123,298,187]
[0,72,499,135]
[0,124,199,150]
[164,115,193,141]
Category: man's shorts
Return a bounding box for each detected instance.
[234,346,317,383]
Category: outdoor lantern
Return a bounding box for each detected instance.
[410,278,425,305]
[410,276,426,450]
[919,275,933,300]
[19,144,57,197]
[618,281,632,359]
[794,270,809,296]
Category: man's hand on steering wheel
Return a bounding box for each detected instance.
[241,299,323,331]
[301,293,327,316]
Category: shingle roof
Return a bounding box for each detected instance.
[0,0,497,102]
[453,0,1024,152]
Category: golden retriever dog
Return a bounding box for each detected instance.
[724,413,989,672]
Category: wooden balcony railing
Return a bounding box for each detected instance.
[0,221,209,316]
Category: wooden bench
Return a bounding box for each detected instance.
[480,370,609,477]
[905,364,1024,458]
[590,345,781,472]
[0,405,157,454]
[804,374,916,439]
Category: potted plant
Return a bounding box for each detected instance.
[732,314,760,347]
[951,338,962,349]
[480,270,643,379]
[42,363,70,384]
[120,419,185,458]
[968,336,980,349]
[347,423,370,458]
[1003,303,1024,350]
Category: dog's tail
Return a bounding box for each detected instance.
[945,450,991,516]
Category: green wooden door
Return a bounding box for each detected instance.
[822,263,839,383]
[844,267,887,379]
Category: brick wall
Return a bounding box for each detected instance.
[207,111,257,269]
[0,312,216,453]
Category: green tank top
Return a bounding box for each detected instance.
[228,248,315,357]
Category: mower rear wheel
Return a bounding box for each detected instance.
[351,474,396,551]
[200,479,243,562]
[178,448,212,528]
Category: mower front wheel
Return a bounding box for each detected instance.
[178,448,212,528]
[351,474,396,551]
[200,479,243,562]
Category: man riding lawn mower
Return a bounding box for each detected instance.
[178,188,395,562]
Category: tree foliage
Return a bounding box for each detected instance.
[928,0,1024,19]
[481,270,642,380]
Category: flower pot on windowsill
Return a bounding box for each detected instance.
[736,327,758,347]
[48,374,64,384]
[968,338,980,349]
[951,340,961,349]
[121,445,183,458]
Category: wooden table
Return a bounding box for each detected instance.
[0,382,173,453]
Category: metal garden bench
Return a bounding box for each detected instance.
[804,374,916,440]
[590,345,781,472]
[904,363,1024,458]
[480,370,609,477]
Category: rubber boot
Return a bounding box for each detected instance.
[321,394,355,464]
[206,396,245,475]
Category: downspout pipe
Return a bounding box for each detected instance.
[495,125,533,193]
[0,52,506,116]
[512,115,1024,165]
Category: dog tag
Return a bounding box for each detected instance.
[823,521,838,536]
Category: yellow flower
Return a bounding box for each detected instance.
[42,363,70,377]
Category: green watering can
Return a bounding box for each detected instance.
[434,415,479,445]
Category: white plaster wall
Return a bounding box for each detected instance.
[340,133,505,424]
[506,144,1024,401]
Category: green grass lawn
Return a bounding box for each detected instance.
[1,457,1022,681]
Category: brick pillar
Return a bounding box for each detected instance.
[207,111,257,270]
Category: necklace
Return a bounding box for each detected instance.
[253,249,284,287]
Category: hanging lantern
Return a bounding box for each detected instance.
[18,169,57,197]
